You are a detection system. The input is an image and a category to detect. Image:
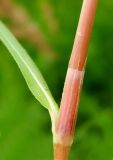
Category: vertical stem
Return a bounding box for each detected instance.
[53,0,98,159]
[54,144,70,160]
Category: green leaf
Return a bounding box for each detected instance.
[0,21,58,118]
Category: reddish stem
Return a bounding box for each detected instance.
[54,144,70,160]
[54,0,98,159]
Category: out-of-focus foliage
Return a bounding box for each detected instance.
[0,0,113,160]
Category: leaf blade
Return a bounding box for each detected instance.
[0,21,58,116]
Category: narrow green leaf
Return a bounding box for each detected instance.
[0,21,58,117]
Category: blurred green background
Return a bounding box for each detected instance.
[0,0,113,159]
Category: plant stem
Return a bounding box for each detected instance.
[53,0,98,159]
[54,144,70,160]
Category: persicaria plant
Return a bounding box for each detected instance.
[0,0,98,159]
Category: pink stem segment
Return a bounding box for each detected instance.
[55,0,98,150]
